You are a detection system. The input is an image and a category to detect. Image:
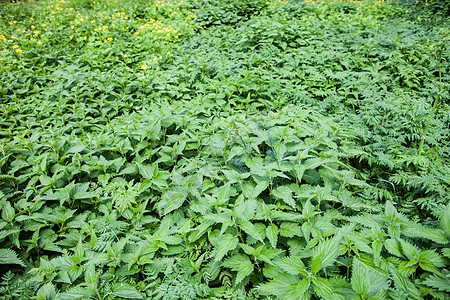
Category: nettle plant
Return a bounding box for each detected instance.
[1,0,449,298]
[1,101,449,299]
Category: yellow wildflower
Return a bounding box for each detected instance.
[141,64,148,70]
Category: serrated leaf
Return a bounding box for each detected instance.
[266,224,279,248]
[439,203,450,235]
[276,256,306,275]
[1,202,15,222]
[37,282,57,299]
[214,234,238,262]
[159,190,187,216]
[239,220,264,243]
[398,238,419,260]
[0,248,25,266]
[384,238,402,257]
[285,278,310,300]
[112,283,143,299]
[391,268,421,299]
[274,141,287,161]
[279,222,301,238]
[67,144,85,153]
[312,277,333,297]
[257,274,299,298]
[351,258,389,298]
[223,254,254,285]
[272,185,295,208]
[422,271,450,292]
[311,234,342,273]
[55,286,93,300]
[137,163,156,180]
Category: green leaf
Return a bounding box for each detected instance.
[276,256,306,275]
[312,277,333,298]
[266,224,279,248]
[214,234,239,262]
[137,163,156,180]
[1,202,15,222]
[311,234,342,273]
[398,238,419,260]
[55,286,94,300]
[285,278,310,300]
[272,185,295,208]
[112,283,143,299]
[274,141,287,161]
[36,282,57,299]
[239,220,264,243]
[351,258,370,296]
[279,222,301,238]
[223,254,254,285]
[384,238,402,257]
[351,258,389,298]
[67,144,85,154]
[0,248,25,266]
[422,270,450,292]
[439,202,450,235]
[257,274,299,298]
[159,190,187,216]
[391,268,421,299]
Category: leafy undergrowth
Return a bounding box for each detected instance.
[0,0,449,299]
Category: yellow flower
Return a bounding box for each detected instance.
[153,57,157,61]
[141,64,148,70]
[12,45,19,49]
[38,40,42,45]
[16,48,22,53]
[84,36,87,40]
[69,35,74,39]
[31,25,35,29]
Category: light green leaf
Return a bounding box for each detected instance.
[223,254,254,285]
[214,234,239,262]
[272,185,295,208]
[1,202,15,223]
[239,220,264,243]
[36,282,57,299]
[276,256,306,275]
[257,274,299,298]
[0,248,25,266]
[55,286,93,300]
[312,277,333,298]
[137,163,156,180]
[439,202,450,235]
[311,234,342,273]
[112,283,143,299]
[266,224,279,248]
[422,270,450,292]
[274,141,287,161]
[384,238,402,257]
[391,268,421,299]
[285,278,310,300]
[279,222,301,238]
[160,190,187,216]
[398,238,419,260]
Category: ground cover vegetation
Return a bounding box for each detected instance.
[0,0,449,298]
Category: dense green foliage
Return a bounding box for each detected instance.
[0,0,449,298]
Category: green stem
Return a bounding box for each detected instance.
[418,55,442,156]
